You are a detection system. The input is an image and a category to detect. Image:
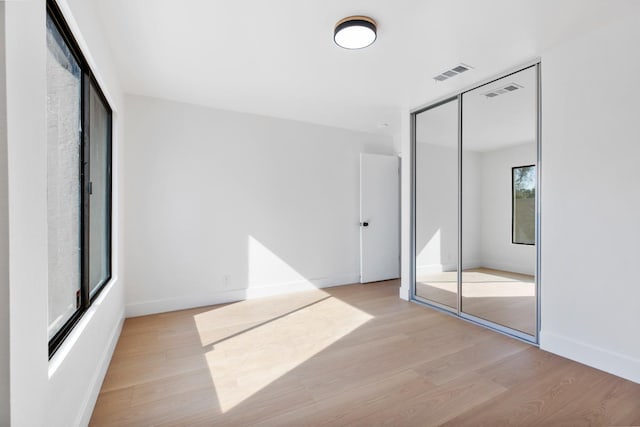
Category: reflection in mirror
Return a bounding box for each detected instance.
[415,99,458,309]
[461,66,537,335]
[513,165,536,245]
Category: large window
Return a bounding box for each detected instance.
[46,0,112,357]
[512,165,536,245]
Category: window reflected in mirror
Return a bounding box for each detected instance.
[512,165,536,245]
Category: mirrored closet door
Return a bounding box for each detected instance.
[461,66,538,338]
[412,64,540,342]
[414,98,459,311]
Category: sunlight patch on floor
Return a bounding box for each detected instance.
[462,282,535,297]
[417,269,535,298]
[193,293,373,412]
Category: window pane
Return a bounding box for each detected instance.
[89,84,111,295]
[513,165,536,245]
[46,14,82,339]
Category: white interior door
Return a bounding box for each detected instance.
[360,153,400,283]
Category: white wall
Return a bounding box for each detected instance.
[461,149,482,270]
[414,143,482,274]
[540,12,640,383]
[479,142,536,275]
[415,144,535,279]
[3,0,126,425]
[5,2,48,424]
[415,143,458,273]
[125,95,395,316]
[0,3,10,424]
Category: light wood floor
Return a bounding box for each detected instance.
[417,267,536,335]
[91,280,640,426]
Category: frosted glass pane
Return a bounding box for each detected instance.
[46,14,82,339]
[89,84,110,295]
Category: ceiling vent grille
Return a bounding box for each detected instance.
[433,63,473,82]
[483,83,523,98]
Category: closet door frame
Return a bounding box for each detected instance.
[411,95,460,314]
[410,60,541,344]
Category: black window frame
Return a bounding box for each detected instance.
[47,0,113,358]
[511,164,536,246]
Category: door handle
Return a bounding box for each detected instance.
[360,221,369,227]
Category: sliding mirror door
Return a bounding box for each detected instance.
[414,98,459,310]
[461,66,538,338]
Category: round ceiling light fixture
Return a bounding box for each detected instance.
[334,16,377,49]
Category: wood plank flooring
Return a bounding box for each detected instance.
[90,280,640,426]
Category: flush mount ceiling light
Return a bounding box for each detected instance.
[334,16,377,49]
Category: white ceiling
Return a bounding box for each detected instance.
[90,0,639,137]
[463,66,536,152]
[416,98,458,148]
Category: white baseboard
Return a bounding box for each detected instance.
[416,261,533,276]
[480,259,535,276]
[540,330,640,384]
[399,285,410,301]
[416,263,457,275]
[77,309,125,427]
[461,260,483,270]
[126,275,360,318]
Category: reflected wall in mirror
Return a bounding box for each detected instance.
[461,66,537,336]
[414,98,458,309]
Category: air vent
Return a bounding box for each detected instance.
[483,83,523,98]
[433,63,473,82]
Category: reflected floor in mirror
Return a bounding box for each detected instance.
[415,271,458,309]
[416,268,535,336]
